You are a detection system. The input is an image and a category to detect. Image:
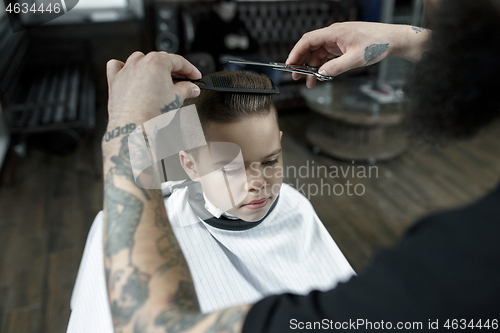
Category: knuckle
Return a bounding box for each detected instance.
[131,51,144,58]
[145,51,160,60]
[329,62,342,76]
[175,54,187,62]
[144,52,167,65]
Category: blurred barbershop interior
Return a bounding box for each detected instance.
[0,0,499,332]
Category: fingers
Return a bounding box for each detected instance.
[290,47,329,86]
[159,53,202,80]
[292,72,303,81]
[287,27,336,65]
[304,47,328,88]
[318,51,362,77]
[287,27,337,85]
[106,59,124,89]
[125,51,145,67]
[288,33,317,82]
[173,81,201,101]
[143,52,202,101]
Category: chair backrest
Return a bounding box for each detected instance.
[181,0,357,61]
[238,1,357,61]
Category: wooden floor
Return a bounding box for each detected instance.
[279,112,500,270]
[1,106,500,332]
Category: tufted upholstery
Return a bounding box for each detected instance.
[182,0,357,62]
[237,1,357,61]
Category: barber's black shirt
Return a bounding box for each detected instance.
[243,185,500,332]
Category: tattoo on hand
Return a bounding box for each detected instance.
[104,123,137,142]
[412,26,428,34]
[364,43,389,64]
[161,94,182,113]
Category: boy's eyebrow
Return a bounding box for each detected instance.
[213,149,282,168]
[261,149,282,160]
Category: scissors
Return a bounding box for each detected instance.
[225,58,334,81]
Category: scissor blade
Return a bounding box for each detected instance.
[272,68,334,81]
[226,58,286,68]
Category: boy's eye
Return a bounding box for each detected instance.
[224,168,243,175]
[262,159,278,166]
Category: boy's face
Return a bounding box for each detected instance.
[186,112,283,222]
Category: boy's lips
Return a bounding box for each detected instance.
[241,197,270,210]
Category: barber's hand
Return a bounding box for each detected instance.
[105,51,202,129]
[287,22,428,88]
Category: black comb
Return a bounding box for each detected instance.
[173,74,279,94]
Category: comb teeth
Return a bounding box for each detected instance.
[210,75,233,88]
[172,75,279,94]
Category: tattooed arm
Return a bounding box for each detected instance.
[286,22,432,87]
[103,51,251,333]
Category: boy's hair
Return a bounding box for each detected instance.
[182,70,278,140]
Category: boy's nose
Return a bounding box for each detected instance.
[249,179,264,190]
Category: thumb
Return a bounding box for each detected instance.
[173,81,201,101]
[318,52,362,77]
[106,59,124,88]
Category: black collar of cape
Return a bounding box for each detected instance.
[183,181,280,231]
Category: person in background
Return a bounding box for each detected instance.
[190,0,281,84]
[191,0,258,69]
[102,0,500,331]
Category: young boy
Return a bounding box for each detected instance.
[161,70,355,313]
[67,71,354,333]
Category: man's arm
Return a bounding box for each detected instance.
[286,22,432,87]
[102,51,250,333]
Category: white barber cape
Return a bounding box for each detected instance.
[66,182,355,333]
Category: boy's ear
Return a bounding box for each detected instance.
[280,131,283,141]
[179,151,200,182]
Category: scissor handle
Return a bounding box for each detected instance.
[285,64,334,81]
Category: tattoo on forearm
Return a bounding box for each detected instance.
[155,281,203,332]
[155,306,247,333]
[364,43,389,64]
[105,134,153,327]
[173,280,200,312]
[134,317,148,333]
[110,267,151,326]
[104,123,137,142]
[161,94,182,113]
[205,309,248,333]
[105,181,144,257]
[155,207,183,274]
[104,111,246,333]
[412,26,428,34]
[109,136,151,201]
